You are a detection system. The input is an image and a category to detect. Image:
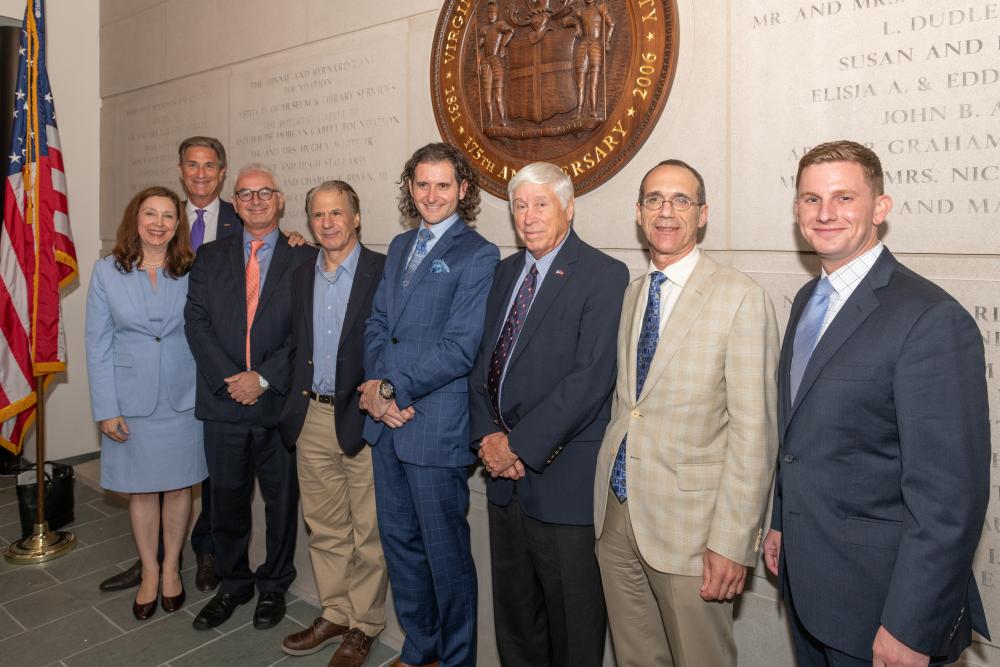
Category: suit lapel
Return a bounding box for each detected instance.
[228,234,249,331]
[392,221,465,327]
[778,281,812,425]
[481,257,522,375]
[156,273,183,336]
[122,270,155,336]
[256,235,291,316]
[621,278,644,406]
[506,231,579,370]
[785,252,895,427]
[338,246,374,352]
[637,254,718,404]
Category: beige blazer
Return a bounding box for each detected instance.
[594,252,779,575]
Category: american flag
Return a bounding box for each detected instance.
[0,0,76,454]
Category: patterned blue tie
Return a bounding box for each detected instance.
[402,227,434,288]
[611,271,668,502]
[488,264,539,425]
[789,277,835,403]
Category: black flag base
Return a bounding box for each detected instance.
[4,521,75,564]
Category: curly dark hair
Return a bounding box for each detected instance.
[112,186,194,278]
[397,142,481,223]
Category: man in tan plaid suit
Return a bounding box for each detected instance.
[594,159,779,666]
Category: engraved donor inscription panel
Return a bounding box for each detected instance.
[731,1,1000,255]
[431,0,679,199]
[229,24,406,236]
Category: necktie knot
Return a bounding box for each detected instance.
[649,271,667,293]
[813,276,835,300]
[417,228,433,244]
[249,239,264,258]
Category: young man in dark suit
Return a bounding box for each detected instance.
[185,164,316,631]
[764,141,990,666]
[278,181,388,667]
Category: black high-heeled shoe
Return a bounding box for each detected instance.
[161,579,186,613]
[133,592,157,620]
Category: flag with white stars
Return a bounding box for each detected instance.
[0,0,77,454]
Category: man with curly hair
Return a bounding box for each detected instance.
[360,142,499,667]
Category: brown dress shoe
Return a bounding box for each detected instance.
[282,617,349,656]
[194,552,219,592]
[389,660,439,667]
[328,628,376,667]
[100,559,142,591]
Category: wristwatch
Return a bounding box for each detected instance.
[378,379,395,400]
[258,374,270,390]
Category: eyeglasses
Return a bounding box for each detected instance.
[639,194,703,212]
[235,187,280,202]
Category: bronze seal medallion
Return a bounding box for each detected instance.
[431,0,679,199]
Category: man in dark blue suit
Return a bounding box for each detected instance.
[360,143,499,667]
[185,164,317,631]
[469,162,628,666]
[763,141,990,666]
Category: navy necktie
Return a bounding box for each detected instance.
[190,209,206,251]
[611,271,668,501]
[789,277,835,403]
[488,264,539,427]
[402,228,434,288]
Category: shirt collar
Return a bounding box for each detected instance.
[524,228,571,274]
[421,212,460,239]
[315,240,361,278]
[187,197,220,216]
[244,226,280,250]
[821,242,884,294]
[648,246,701,288]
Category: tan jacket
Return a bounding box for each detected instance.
[594,252,779,575]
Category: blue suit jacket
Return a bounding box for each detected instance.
[771,249,990,660]
[85,256,195,420]
[184,230,317,427]
[363,219,499,467]
[468,230,628,524]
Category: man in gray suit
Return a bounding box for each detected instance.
[764,140,990,666]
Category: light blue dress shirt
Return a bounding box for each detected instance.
[311,242,360,394]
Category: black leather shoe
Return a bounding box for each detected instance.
[133,592,157,621]
[100,559,142,592]
[253,592,286,629]
[194,552,219,593]
[192,591,252,631]
[161,580,186,613]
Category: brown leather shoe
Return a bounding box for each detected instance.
[195,552,219,592]
[282,617,349,656]
[100,559,142,592]
[389,660,439,667]
[328,628,376,667]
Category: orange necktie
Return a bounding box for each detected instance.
[245,240,264,369]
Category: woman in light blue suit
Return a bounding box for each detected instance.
[86,186,206,621]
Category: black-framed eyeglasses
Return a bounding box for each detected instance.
[235,187,280,202]
[640,194,703,212]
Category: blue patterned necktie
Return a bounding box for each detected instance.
[488,264,539,425]
[402,227,434,288]
[789,277,835,403]
[190,209,206,251]
[611,271,668,502]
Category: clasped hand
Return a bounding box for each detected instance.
[225,371,265,405]
[478,432,524,479]
[357,379,414,428]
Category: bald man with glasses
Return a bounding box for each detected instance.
[593,159,779,666]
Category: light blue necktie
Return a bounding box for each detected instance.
[789,277,835,403]
[611,272,668,502]
[402,228,434,288]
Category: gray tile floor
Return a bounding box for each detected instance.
[0,470,399,666]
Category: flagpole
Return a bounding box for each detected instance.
[3,378,75,564]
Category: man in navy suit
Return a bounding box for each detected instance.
[469,162,628,666]
[360,143,499,667]
[278,180,388,667]
[763,141,990,666]
[185,164,317,631]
